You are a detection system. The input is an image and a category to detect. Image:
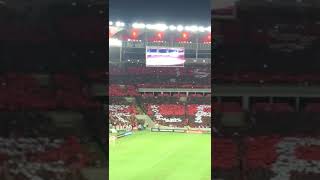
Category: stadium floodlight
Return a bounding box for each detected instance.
[109,38,122,47]
[145,23,168,31]
[198,26,205,32]
[154,24,168,31]
[205,26,211,32]
[114,21,210,34]
[177,25,184,32]
[185,25,199,32]
[132,23,146,29]
[146,24,154,30]
[169,25,176,31]
[116,21,125,27]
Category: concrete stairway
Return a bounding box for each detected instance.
[135,114,155,128]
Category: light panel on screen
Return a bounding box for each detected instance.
[146,46,186,67]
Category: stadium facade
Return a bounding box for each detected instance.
[109,21,211,64]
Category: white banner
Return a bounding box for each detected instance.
[195,105,211,123]
[150,105,183,123]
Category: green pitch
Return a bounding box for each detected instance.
[109,131,211,180]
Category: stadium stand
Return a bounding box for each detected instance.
[0,2,107,180]
[213,138,240,180]
[212,0,320,179]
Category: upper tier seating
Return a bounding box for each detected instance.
[0,73,100,110]
[213,138,239,180]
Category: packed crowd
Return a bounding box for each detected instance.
[212,93,320,180]
[213,99,320,180]
[108,105,137,130]
[214,134,320,180]
[214,19,320,86]
[215,72,320,85]
[108,96,211,128]
[0,3,106,180]
[0,111,102,180]
[213,138,239,180]
[110,66,210,77]
[212,8,320,180]
[244,136,320,180]
[0,73,101,110]
[108,85,140,97]
[0,136,93,180]
[0,70,104,180]
[109,64,210,86]
[146,104,211,128]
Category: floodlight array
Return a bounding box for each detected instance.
[109,21,211,33]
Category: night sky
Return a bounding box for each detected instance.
[109,0,210,26]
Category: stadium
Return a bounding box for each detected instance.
[0,1,107,180]
[213,0,320,180]
[108,21,211,180]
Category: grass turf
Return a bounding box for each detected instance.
[109,131,211,180]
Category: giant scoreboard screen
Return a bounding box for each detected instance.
[146,46,185,67]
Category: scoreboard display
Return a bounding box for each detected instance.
[146,46,185,67]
